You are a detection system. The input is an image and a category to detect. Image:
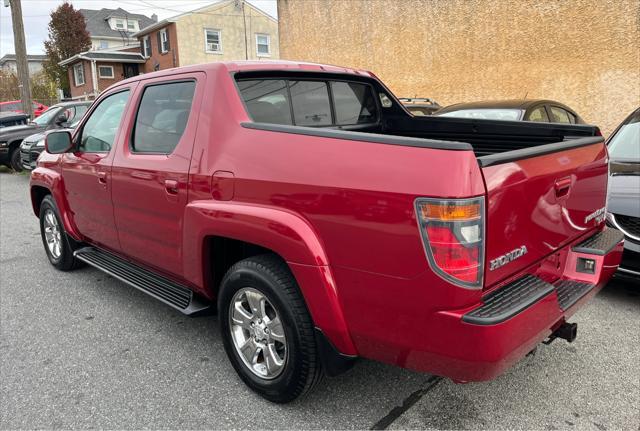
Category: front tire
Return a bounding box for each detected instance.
[9,147,22,172]
[39,195,81,271]
[218,254,323,403]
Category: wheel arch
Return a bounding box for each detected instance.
[29,167,82,240]
[183,201,357,355]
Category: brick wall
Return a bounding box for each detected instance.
[68,61,92,99]
[278,0,640,135]
[140,23,180,73]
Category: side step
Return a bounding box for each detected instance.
[74,247,211,316]
[553,279,595,311]
[572,227,624,255]
[462,275,555,325]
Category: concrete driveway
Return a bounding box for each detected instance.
[1,171,638,429]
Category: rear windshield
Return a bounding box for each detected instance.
[237,78,378,127]
[437,108,523,121]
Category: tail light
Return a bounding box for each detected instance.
[415,197,485,289]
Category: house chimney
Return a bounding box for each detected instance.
[151,13,158,22]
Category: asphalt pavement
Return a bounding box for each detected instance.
[1,171,639,430]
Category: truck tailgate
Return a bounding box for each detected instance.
[479,137,608,287]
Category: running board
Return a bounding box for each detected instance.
[74,247,211,316]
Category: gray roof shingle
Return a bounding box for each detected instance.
[80,8,156,39]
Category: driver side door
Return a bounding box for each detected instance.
[61,87,134,252]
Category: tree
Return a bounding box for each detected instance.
[43,2,91,97]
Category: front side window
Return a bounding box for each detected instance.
[79,90,130,153]
[132,81,196,154]
[331,81,377,125]
[526,106,549,122]
[238,79,292,125]
[73,63,85,86]
[289,80,332,126]
[98,65,114,79]
[549,106,571,124]
[608,110,640,161]
[64,105,89,127]
[256,34,270,56]
[205,29,221,53]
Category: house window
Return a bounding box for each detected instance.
[160,29,169,53]
[73,63,85,86]
[142,36,151,58]
[256,34,270,56]
[127,20,137,31]
[115,18,124,29]
[99,40,109,49]
[98,65,114,79]
[204,29,221,53]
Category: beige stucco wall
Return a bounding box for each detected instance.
[278,0,640,135]
[176,1,279,65]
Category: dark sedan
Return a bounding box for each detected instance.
[606,107,640,278]
[19,102,91,170]
[434,99,586,124]
[0,101,90,171]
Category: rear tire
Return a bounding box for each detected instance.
[218,254,323,403]
[9,147,22,172]
[39,195,81,271]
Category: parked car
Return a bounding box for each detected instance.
[0,100,48,117]
[434,99,586,124]
[0,101,90,171]
[605,108,640,278]
[399,97,441,116]
[20,102,91,170]
[31,61,622,403]
[0,112,28,128]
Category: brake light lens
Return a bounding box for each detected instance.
[415,197,485,289]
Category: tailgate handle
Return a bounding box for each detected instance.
[554,177,572,197]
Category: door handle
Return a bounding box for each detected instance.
[164,179,179,195]
[97,171,107,185]
[554,177,572,197]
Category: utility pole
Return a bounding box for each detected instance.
[7,0,33,118]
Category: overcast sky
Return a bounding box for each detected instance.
[0,0,278,57]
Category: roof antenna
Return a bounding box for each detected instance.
[522,91,528,100]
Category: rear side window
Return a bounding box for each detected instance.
[237,79,292,125]
[132,81,195,154]
[331,81,378,125]
[527,106,549,122]
[550,106,571,124]
[289,81,332,126]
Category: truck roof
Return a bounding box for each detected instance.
[113,60,374,88]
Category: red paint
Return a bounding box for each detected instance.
[0,100,48,117]
[30,61,621,382]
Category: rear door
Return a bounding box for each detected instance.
[480,139,608,286]
[111,73,204,279]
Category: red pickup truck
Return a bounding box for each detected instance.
[30,61,623,403]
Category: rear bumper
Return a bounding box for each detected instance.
[401,227,624,382]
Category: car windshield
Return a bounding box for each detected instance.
[608,111,640,161]
[31,107,61,126]
[437,108,523,121]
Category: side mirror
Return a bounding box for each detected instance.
[45,131,74,154]
[55,114,68,126]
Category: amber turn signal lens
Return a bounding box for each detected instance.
[419,202,481,221]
